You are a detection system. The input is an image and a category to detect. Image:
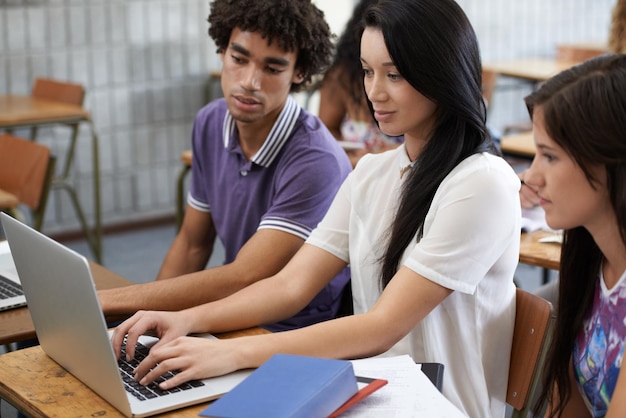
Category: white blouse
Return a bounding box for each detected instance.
[307,144,521,418]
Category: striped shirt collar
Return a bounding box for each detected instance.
[222,95,302,167]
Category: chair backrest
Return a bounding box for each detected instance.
[0,134,55,230]
[507,288,555,418]
[32,78,85,106]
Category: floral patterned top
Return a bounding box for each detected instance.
[340,116,403,152]
[573,268,626,417]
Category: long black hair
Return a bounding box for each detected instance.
[528,53,626,417]
[361,0,498,288]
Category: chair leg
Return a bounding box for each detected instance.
[30,122,102,263]
[54,181,101,263]
[32,157,56,232]
[176,164,191,231]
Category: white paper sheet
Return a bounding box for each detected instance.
[343,355,467,418]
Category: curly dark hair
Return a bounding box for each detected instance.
[327,0,378,106]
[207,0,334,92]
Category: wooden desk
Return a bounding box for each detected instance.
[500,131,535,157]
[483,58,580,83]
[0,261,130,346]
[556,42,607,62]
[0,189,18,209]
[519,230,561,271]
[0,95,90,126]
[0,327,268,418]
[0,95,102,263]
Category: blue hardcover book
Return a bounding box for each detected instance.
[200,353,359,418]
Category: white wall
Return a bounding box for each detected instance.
[314,0,354,37]
[0,0,615,241]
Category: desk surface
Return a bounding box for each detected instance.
[0,189,18,209]
[0,261,131,346]
[0,327,268,418]
[519,230,561,271]
[0,95,90,128]
[483,58,579,82]
[500,131,535,157]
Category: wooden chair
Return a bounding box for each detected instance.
[28,78,104,261]
[176,149,193,230]
[0,133,56,231]
[507,288,555,418]
[30,78,85,191]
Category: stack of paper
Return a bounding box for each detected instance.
[342,355,467,418]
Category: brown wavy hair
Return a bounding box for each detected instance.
[528,53,626,417]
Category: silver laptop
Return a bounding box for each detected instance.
[0,213,251,417]
[0,239,27,311]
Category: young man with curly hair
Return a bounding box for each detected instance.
[98,0,352,331]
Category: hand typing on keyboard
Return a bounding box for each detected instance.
[118,339,205,401]
[111,309,245,390]
[111,309,192,362]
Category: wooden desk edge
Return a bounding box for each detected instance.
[519,230,561,271]
[482,58,580,82]
[0,189,19,208]
[0,95,91,127]
[0,261,133,346]
[0,327,269,418]
[500,131,535,158]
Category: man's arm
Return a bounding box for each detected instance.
[156,206,216,280]
[98,209,304,316]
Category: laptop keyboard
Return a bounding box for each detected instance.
[0,274,24,299]
[118,339,205,401]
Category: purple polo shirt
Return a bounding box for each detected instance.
[188,96,352,331]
